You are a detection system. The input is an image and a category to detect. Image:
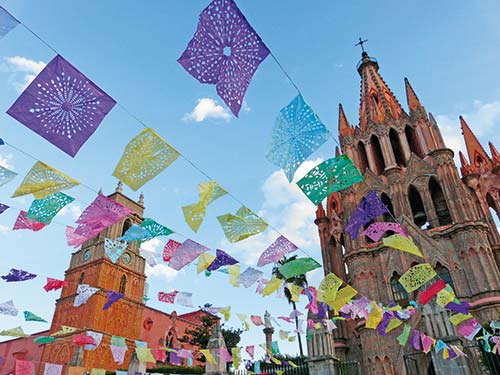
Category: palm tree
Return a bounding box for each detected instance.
[272,255,307,357]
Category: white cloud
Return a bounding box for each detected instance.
[58,203,82,220]
[141,238,182,281]
[183,98,231,122]
[435,99,500,163]
[232,159,322,264]
[0,224,9,234]
[0,56,46,92]
[0,153,14,169]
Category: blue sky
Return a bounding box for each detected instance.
[1,0,500,362]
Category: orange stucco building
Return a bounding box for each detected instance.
[0,185,215,374]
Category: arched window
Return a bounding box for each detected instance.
[389,128,406,167]
[429,177,452,226]
[370,135,386,175]
[121,218,132,237]
[119,275,127,294]
[79,272,85,284]
[390,272,409,306]
[357,141,369,173]
[487,193,500,221]
[408,185,428,228]
[165,330,175,361]
[405,125,423,158]
[381,193,395,223]
[436,263,454,291]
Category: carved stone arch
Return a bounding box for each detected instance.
[403,153,435,186]
[356,168,387,196]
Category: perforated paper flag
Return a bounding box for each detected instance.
[12,161,79,199]
[0,203,9,215]
[317,273,344,304]
[238,267,263,288]
[13,211,46,231]
[262,276,282,296]
[141,218,173,238]
[104,238,128,263]
[207,249,238,271]
[74,284,99,307]
[0,300,18,316]
[345,190,388,239]
[178,0,270,117]
[90,369,105,375]
[237,313,250,330]
[251,315,264,326]
[169,239,209,270]
[7,55,116,156]
[399,263,437,293]
[118,224,151,242]
[231,347,241,369]
[110,345,127,365]
[163,239,181,262]
[227,264,240,287]
[0,326,27,337]
[23,310,47,322]
[35,336,58,344]
[267,94,330,182]
[0,166,17,187]
[26,192,74,224]
[257,235,298,267]
[103,291,124,310]
[383,234,423,258]
[362,222,407,242]
[66,226,88,248]
[200,349,216,364]
[0,6,19,39]
[217,206,268,243]
[85,331,103,350]
[297,156,363,205]
[52,325,77,336]
[158,291,178,304]
[183,181,227,232]
[278,257,321,279]
[76,194,131,230]
[140,248,157,267]
[73,333,94,346]
[44,363,63,375]
[2,268,36,282]
[397,324,412,346]
[15,360,34,375]
[113,128,179,191]
[197,252,216,273]
[111,336,127,347]
[44,278,69,292]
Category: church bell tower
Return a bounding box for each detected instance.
[40,182,147,370]
[315,49,500,374]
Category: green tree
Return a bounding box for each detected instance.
[178,315,243,362]
[272,255,308,357]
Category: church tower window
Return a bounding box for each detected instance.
[390,272,409,306]
[370,135,386,175]
[486,193,499,221]
[357,141,369,173]
[405,125,423,158]
[121,219,132,237]
[408,185,428,228]
[435,263,454,291]
[380,193,395,223]
[79,272,85,284]
[119,275,127,294]
[429,177,452,226]
[389,128,406,167]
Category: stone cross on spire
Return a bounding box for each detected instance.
[355,37,368,53]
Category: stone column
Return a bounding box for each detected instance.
[306,314,339,375]
[263,327,274,360]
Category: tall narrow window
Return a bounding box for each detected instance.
[357,141,369,173]
[381,193,395,223]
[390,272,409,306]
[405,125,423,158]
[389,128,406,167]
[436,263,454,291]
[370,135,386,175]
[429,177,452,226]
[121,219,132,237]
[408,185,428,228]
[487,193,499,221]
[119,275,127,294]
[79,272,85,284]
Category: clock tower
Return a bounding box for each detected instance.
[40,182,147,370]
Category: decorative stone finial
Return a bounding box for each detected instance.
[98,187,103,195]
[116,180,123,193]
[138,192,145,206]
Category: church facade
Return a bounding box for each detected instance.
[315,50,500,374]
[0,186,214,374]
